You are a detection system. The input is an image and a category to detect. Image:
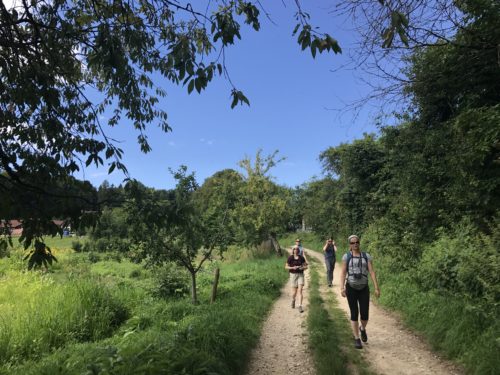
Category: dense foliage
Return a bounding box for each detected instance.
[302,3,500,372]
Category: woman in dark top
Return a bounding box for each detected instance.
[285,246,308,313]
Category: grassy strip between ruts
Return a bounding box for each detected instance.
[307,257,374,375]
[0,254,288,375]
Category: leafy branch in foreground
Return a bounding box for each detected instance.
[0,0,343,247]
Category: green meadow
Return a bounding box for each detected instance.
[0,238,287,375]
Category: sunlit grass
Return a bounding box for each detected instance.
[1,249,288,374]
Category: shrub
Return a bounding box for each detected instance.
[71,241,82,252]
[87,252,100,263]
[129,269,141,278]
[94,238,111,253]
[152,263,190,299]
[103,252,122,263]
[82,241,93,252]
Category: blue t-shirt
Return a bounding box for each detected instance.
[324,244,335,258]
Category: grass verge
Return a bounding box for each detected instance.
[379,273,499,375]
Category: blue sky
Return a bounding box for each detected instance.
[83,2,382,190]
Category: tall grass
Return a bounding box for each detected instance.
[379,273,499,375]
[0,272,129,366]
[2,255,288,374]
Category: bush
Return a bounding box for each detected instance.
[129,269,141,278]
[87,252,100,263]
[364,218,500,374]
[71,241,83,252]
[152,263,190,299]
[82,241,92,252]
[94,238,111,253]
[417,223,500,317]
[0,240,10,258]
[103,252,122,263]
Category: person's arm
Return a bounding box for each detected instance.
[340,259,347,297]
[285,260,299,271]
[301,257,308,270]
[367,260,380,297]
[322,241,329,252]
[301,247,308,263]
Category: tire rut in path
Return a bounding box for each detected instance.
[244,258,315,375]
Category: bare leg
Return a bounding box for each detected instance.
[360,319,368,329]
[298,285,303,306]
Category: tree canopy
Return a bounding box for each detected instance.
[0,0,344,246]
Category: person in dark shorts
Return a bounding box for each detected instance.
[285,246,308,313]
[339,235,380,349]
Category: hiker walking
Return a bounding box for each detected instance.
[293,238,308,263]
[323,238,337,287]
[339,235,380,349]
[285,245,308,313]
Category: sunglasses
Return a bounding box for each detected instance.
[350,241,360,245]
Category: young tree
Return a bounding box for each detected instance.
[233,150,291,253]
[125,167,229,304]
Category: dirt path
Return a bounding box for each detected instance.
[245,248,463,375]
[244,258,315,375]
[307,249,463,375]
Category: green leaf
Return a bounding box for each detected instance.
[311,38,318,58]
[230,92,238,109]
[187,79,195,94]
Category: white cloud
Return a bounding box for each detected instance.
[90,172,107,178]
[199,138,215,146]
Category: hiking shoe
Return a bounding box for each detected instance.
[328,284,333,287]
[298,305,304,313]
[360,327,368,343]
[354,338,363,349]
[291,300,295,309]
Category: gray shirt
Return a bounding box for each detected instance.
[342,252,372,290]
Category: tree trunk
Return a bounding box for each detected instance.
[190,271,198,304]
[269,233,282,256]
[211,267,220,303]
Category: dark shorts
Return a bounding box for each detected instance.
[346,283,370,321]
